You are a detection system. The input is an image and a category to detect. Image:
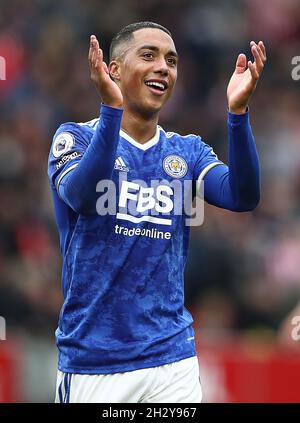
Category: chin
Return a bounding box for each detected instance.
[142,99,165,115]
[128,96,166,118]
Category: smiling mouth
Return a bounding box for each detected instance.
[144,81,168,96]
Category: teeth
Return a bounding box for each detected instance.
[145,81,165,90]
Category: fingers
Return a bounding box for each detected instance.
[89,35,103,72]
[88,35,96,62]
[250,41,267,70]
[258,41,267,62]
[248,60,259,81]
[249,40,266,79]
[250,42,263,73]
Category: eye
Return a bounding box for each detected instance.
[167,57,177,66]
[142,52,154,60]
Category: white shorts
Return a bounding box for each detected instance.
[55,356,202,403]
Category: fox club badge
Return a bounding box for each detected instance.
[163,155,188,178]
[52,132,75,158]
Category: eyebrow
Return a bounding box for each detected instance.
[137,45,178,58]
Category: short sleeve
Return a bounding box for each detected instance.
[192,136,224,182]
[48,123,89,191]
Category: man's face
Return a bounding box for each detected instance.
[113,28,178,117]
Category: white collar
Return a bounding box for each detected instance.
[120,126,161,151]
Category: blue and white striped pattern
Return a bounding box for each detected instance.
[58,372,72,403]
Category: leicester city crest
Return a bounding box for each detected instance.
[163,155,188,178]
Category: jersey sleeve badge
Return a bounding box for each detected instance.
[52,132,75,158]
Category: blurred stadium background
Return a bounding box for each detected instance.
[1,0,300,402]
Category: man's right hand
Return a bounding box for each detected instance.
[88,35,123,109]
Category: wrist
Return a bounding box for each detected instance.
[228,105,248,115]
[101,101,123,110]
[100,104,124,117]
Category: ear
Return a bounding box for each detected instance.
[109,61,121,82]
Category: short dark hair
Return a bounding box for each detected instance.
[109,21,172,61]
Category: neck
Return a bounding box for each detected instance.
[121,109,159,144]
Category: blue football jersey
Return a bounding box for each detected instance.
[48,108,223,374]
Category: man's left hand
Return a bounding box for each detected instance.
[227,41,266,114]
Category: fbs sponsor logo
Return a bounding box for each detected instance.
[96,176,205,227]
[56,151,81,169]
[114,156,129,172]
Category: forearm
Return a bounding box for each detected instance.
[59,105,123,213]
[204,110,260,211]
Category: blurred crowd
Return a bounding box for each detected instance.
[1,0,300,342]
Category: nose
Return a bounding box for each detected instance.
[154,57,169,76]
